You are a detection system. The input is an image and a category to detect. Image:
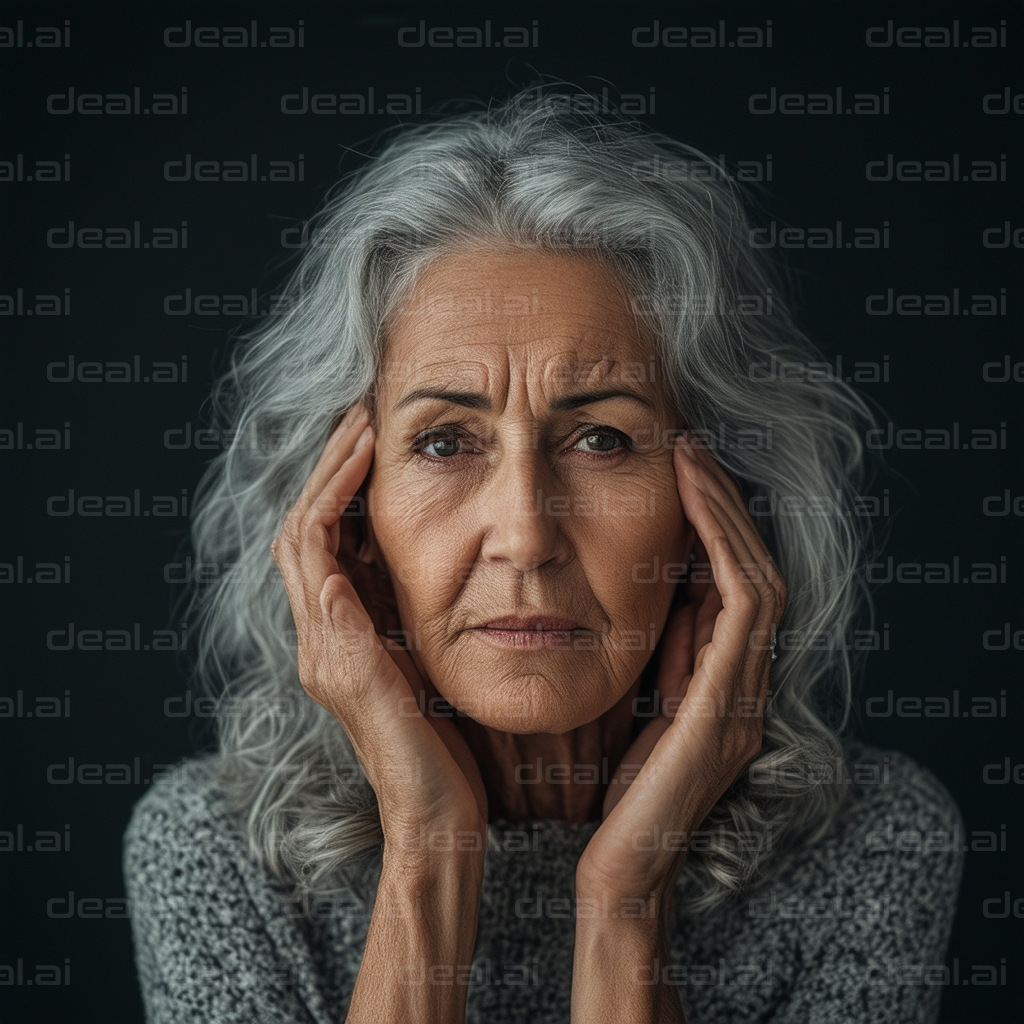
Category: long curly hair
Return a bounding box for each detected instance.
[184,87,879,912]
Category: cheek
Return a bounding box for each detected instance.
[366,466,470,613]
[573,466,688,619]
[642,466,690,563]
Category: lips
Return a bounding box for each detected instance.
[471,615,588,651]
[477,616,583,631]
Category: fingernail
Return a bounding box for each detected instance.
[353,425,373,453]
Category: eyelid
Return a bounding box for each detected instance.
[412,423,481,447]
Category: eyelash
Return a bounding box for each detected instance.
[411,424,633,464]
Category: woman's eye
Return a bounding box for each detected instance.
[415,426,629,461]
[423,436,460,458]
[416,431,467,459]
[573,429,627,454]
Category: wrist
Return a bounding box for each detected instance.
[353,836,484,1021]
[380,816,486,896]
[575,852,683,907]
[574,901,666,946]
[381,811,488,864]
[381,840,486,881]
[376,847,484,944]
[572,915,683,1022]
[574,869,678,952]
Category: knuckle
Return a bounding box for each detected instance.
[279,514,302,546]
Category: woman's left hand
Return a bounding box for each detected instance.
[575,435,787,909]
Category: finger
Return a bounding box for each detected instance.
[675,450,768,653]
[275,408,370,566]
[675,458,763,669]
[695,496,777,699]
[317,573,429,741]
[692,575,722,656]
[680,435,745,507]
[307,426,376,560]
[674,447,744,586]
[275,425,374,620]
[678,442,786,605]
[295,428,375,609]
[684,533,760,695]
[291,405,370,520]
[318,571,389,695]
[673,439,756,583]
[700,491,783,673]
[676,446,785,610]
[681,536,712,605]
[313,572,424,775]
[271,532,315,636]
[702,492,767,603]
[678,443,764,573]
[673,439,784,691]
[316,572,474,803]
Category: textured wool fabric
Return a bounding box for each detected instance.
[124,744,962,1023]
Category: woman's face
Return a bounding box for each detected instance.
[365,249,693,734]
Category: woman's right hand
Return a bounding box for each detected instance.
[271,404,488,856]
[274,404,485,1021]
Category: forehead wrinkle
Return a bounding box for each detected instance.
[538,353,622,392]
[381,351,494,408]
[387,348,664,420]
[383,274,662,417]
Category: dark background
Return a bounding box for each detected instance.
[1,2,1020,1020]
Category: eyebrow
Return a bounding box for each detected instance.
[394,387,656,412]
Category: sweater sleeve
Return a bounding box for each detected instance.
[123,763,337,1024]
[768,749,965,1024]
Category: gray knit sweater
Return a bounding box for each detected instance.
[124,744,962,1023]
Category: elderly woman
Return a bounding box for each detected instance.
[125,92,962,1023]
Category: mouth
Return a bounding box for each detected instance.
[470,616,589,650]
[479,616,583,631]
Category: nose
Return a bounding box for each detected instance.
[476,439,572,574]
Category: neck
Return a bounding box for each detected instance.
[456,679,642,824]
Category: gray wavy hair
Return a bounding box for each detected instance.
[187,88,878,913]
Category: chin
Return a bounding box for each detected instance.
[437,664,623,735]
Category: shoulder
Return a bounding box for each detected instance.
[665,747,964,1024]
[834,742,963,856]
[122,753,290,927]
[125,753,226,831]
[123,754,248,880]
[122,756,347,1023]
[765,741,965,928]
